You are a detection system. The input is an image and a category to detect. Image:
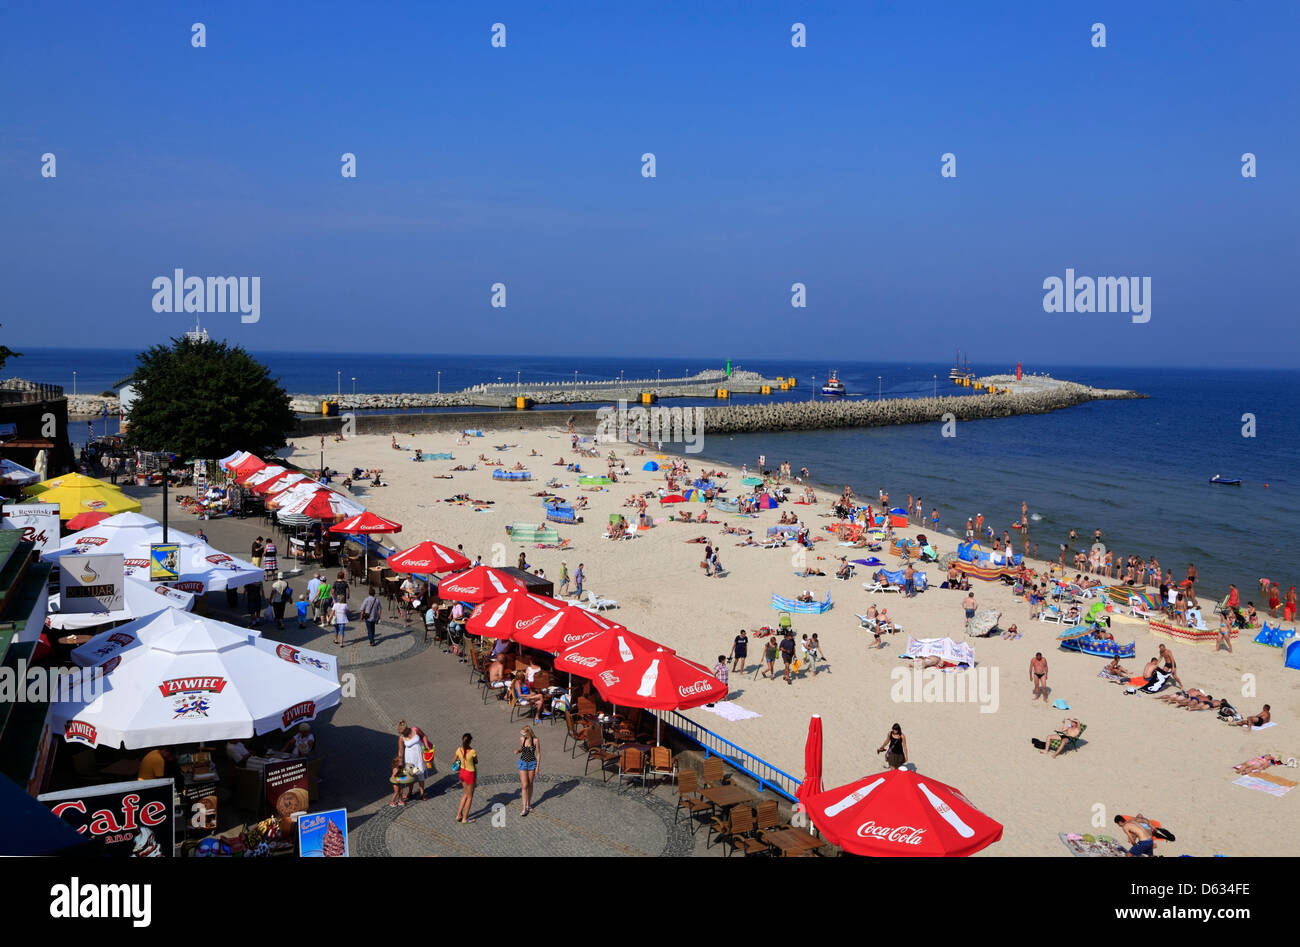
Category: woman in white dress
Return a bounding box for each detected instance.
[398,722,428,800]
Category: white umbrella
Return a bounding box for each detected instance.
[70,605,235,666]
[46,575,195,632]
[50,611,342,750]
[1,458,40,486]
[276,488,364,526]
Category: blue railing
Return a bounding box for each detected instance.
[651,709,802,802]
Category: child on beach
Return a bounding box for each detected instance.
[295,593,309,628]
[389,756,412,807]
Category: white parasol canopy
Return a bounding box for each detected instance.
[50,611,342,750]
[46,575,195,632]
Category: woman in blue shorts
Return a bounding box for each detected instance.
[515,726,540,817]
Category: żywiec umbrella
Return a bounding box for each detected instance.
[330,511,404,572]
[46,574,195,632]
[437,566,518,604]
[386,540,467,575]
[803,769,1003,857]
[50,610,341,750]
[796,714,824,806]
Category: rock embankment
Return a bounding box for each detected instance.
[693,382,1142,433]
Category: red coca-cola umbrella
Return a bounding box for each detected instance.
[592,647,725,712]
[512,601,621,653]
[330,511,403,535]
[387,540,469,575]
[796,714,824,806]
[66,511,111,531]
[466,590,563,641]
[437,565,518,604]
[555,628,669,679]
[803,769,1003,857]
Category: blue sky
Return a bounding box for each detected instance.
[2,1,1296,366]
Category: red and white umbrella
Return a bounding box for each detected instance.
[256,471,311,497]
[227,454,267,481]
[242,465,288,489]
[803,769,1003,857]
[512,601,620,653]
[555,627,669,678]
[796,714,824,807]
[276,488,364,523]
[465,590,563,641]
[589,647,726,712]
[330,511,403,535]
[437,565,518,604]
[387,540,469,575]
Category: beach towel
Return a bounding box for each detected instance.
[1058,832,1126,857]
[1232,776,1292,797]
[696,701,761,722]
[1256,772,1298,788]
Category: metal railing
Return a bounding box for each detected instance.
[651,709,802,801]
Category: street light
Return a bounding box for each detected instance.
[352,376,356,397]
[933,375,937,398]
[436,371,441,395]
[877,376,882,400]
[72,371,77,396]
[336,371,341,400]
[517,370,521,393]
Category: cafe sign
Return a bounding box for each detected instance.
[58,554,125,614]
[39,779,175,857]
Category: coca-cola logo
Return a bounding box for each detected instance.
[565,655,601,668]
[562,633,591,644]
[74,536,108,547]
[401,559,433,568]
[598,670,620,686]
[443,584,477,594]
[514,616,543,631]
[856,822,925,845]
[678,680,715,697]
[64,720,97,744]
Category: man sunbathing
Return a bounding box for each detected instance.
[796,590,815,603]
[836,560,853,579]
[1156,688,1206,705]
[876,608,894,634]
[1105,656,1130,678]
[1186,696,1233,713]
[1231,704,1271,729]
[735,537,758,547]
[800,566,826,577]
[1039,719,1082,758]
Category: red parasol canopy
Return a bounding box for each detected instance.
[436,565,518,604]
[466,590,563,641]
[229,455,267,482]
[387,540,469,574]
[66,511,111,531]
[555,627,669,679]
[796,714,824,804]
[803,769,1003,857]
[250,469,301,495]
[589,646,726,711]
[330,511,403,535]
[512,601,621,653]
[278,488,359,521]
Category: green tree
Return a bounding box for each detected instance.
[125,337,296,459]
[0,323,21,374]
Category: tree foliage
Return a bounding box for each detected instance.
[125,337,296,459]
[0,324,21,374]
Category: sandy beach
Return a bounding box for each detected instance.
[289,424,1299,857]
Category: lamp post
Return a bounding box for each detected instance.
[877,376,882,401]
[72,371,77,396]
[437,371,441,395]
[336,371,341,400]
[352,376,356,397]
[933,375,937,398]
[517,370,521,394]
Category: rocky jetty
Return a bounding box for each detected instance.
[692,381,1143,434]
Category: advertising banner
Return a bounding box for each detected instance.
[39,778,174,857]
[298,808,348,857]
[149,543,179,582]
[57,554,125,614]
[2,502,61,556]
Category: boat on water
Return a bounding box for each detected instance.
[1209,475,1242,486]
[820,370,846,397]
[948,352,974,382]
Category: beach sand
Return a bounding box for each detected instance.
[289,425,1299,856]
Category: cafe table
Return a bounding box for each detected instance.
[760,827,823,855]
[700,784,753,813]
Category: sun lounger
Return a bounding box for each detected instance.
[862,580,900,595]
[1046,723,1087,756]
[580,590,618,611]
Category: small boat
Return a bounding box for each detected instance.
[1209,475,1242,486]
[820,370,846,397]
[948,352,974,382]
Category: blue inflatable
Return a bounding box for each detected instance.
[1286,638,1300,671]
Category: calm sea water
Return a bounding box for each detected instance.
[15,348,1298,599]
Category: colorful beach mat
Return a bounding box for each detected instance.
[1232,775,1293,797]
[1058,833,1126,857]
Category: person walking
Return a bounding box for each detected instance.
[269,572,289,630]
[558,561,570,597]
[876,724,908,769]
[703,543,714,577]
[729,629,748,673]
[245,580,264,627]
[962,591,977,622]
[361,586,382,646]
[250,536,264,568]
[453,733,478,823]
[261,539,278,580]
[760,634,779,680]
[707,656,728,707]
[399,722,429,800]
[331,595,349,646]
[574,563,585,599]
[779,631,796,685]
[313,574,332,627]
[806,633,825,674]
[516,726,540,816]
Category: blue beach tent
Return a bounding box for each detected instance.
[1286,639,1300,671]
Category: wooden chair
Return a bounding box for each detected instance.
[584,727,620,782]
[346,555,366,586]
[577,697,598,719]
[563,711,587,757]
[701,755,729,788]
[617,747,647,791]
[645,745,676,792]
[753,799,788,840]
[728,808,770,857]
[674,769,712,833]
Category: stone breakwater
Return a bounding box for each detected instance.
[690,382,1143,433]
[289,393,474,412]
[67,396,121,417]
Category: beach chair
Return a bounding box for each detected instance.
[1046,723,1087,756]
[674,770,713,833]
[584,589,618,611]
[1129,594,1158,622]
[863,579,899,595]
[855,613,877,632]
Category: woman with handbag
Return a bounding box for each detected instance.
[398,723,429,800]
[453,733,478,823]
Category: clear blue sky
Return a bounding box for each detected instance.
[2,1,1296,366]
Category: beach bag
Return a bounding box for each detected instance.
[451,751,461,774]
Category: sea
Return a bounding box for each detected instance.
[12,348,1299,601]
